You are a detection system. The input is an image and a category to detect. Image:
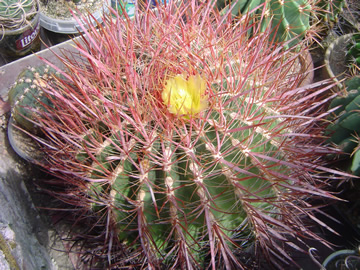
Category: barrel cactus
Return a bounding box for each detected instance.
[11,1,347,268]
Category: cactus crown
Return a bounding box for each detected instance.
[0,0,39,29]
[11,1,346,269]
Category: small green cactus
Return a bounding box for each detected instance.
[318,0,345,24]
[327,76,360,175]
[216,0,346,47]
[346,33,360,68]
[8,65,54,132]
[0,0,39,29]
[216,0,312,47]
[267,0,311,46]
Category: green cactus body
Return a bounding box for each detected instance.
[351,150,360,175]
[328,77,360,175]
[79,101,283,264]
[346,34,360,67]
[11,1,347,268]
[269,0,311,46]
[318,0,344,23]
[70,91,293,268]
[217,0,311,47]
[8,65,54,132]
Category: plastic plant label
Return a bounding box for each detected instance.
[111,0,136,18]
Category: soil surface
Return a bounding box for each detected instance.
[40,0,106,20]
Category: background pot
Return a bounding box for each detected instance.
[324,33,359,88]
[40,0,110,34]
[0,12,41,60]
[299,49,314,87]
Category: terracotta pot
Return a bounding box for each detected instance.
[299,49,314,87]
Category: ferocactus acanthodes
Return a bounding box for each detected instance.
[13,1,347,269]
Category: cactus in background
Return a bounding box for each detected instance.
[267,0,311,45]
[13,1,347,268]
[8,65,54,133]
[216,0,346,47]
[327,77,360,176]
[0,0,39,29]
[346,33,360,67]
[216,0,312,47]
[318,0,345,24]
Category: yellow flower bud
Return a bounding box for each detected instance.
[162,74,208,118]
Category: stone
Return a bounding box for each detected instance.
[0,114,74,270]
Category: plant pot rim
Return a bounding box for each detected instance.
[39,0,111,34]
[1,12,40,36]
[324,32,360,88]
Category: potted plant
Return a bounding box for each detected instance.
[323,35,360,267]
[324,34,360,174]
[4,1,350,268]
[215,0,345,47]
[0,0,41,60]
